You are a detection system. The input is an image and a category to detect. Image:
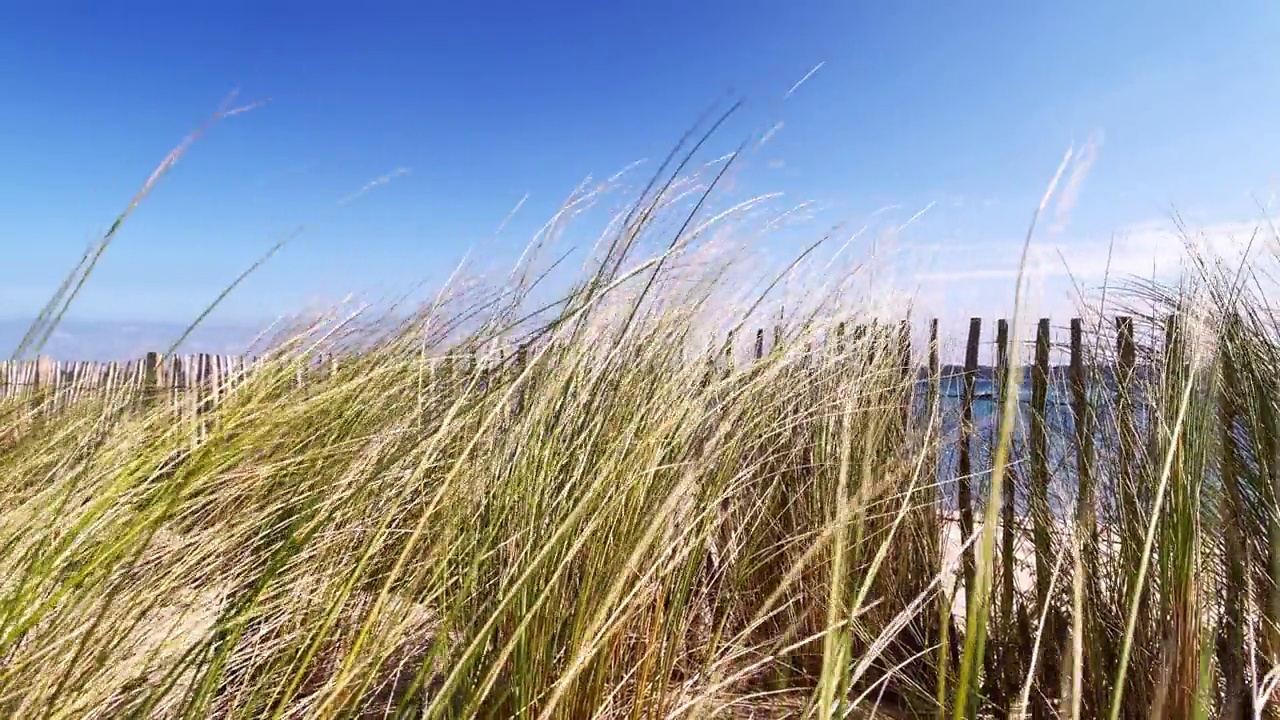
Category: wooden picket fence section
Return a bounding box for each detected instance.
[0,353,262,417]
[0,315,1153,418]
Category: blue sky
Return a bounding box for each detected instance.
[4,2,1280,353]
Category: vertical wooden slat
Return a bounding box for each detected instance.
[1029,318,1054,720]
[47,359,59,413]
[143,352,161,408]
[993,317,1019,711]
[1217,314,1250,718]
[198,353,210,414]
[897,319,912,432]
[104,362,115,397]
[1113,315,1146,710]
[1069,317,1104,716]
[77,361,88,404]
[68,361,81,406]
[169,356,180,411]
[926,318,951,717]
[196,354,211,440]
[223,356,235,397]
[47,360,59,412]
[62,361,72,409]
[927,319,940,457]
[217,355,228,405]
[958,318,981,615]
[53,359,64,405]
[173,356,184,419]
[66,361,77,408]
[211,353,221,409]
[30,356,45,415]
[59,361,70,410]
[754,328,764,361]
[186,355,196,420]
[1069,320,1097,542]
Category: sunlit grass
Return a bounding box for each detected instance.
[2,112,1280,718]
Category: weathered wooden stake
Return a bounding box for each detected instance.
[958,318,981,610]
[1069,317,1105,715]
[1029,318,1054,719]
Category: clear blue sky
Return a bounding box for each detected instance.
[4,2,1280,336]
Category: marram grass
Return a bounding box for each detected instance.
[3,124,1280,718]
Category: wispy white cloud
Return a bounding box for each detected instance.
[912,218,1273,286]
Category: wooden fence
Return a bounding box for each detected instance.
[0,315,1159,422]
[0,353,261,416]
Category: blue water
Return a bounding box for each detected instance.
[918,370,1156,522]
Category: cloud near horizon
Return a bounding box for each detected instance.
[895,216,1279,343]
[913,218,1273,284]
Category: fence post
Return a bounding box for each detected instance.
[958,318,981,614]
[1218,314,1250,717]
[927,319,941,475]
[897,319,912,432]
[1069,319,1096,540]
[1028,318,1055,718]
[990,317,1019,709]
[1114,315,1139,572]
[143,352,161,408]
[197,353,212,420]
[30,356,48,415]
[1069,317,1105,714]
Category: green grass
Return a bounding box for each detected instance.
[2,115,1279,718]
